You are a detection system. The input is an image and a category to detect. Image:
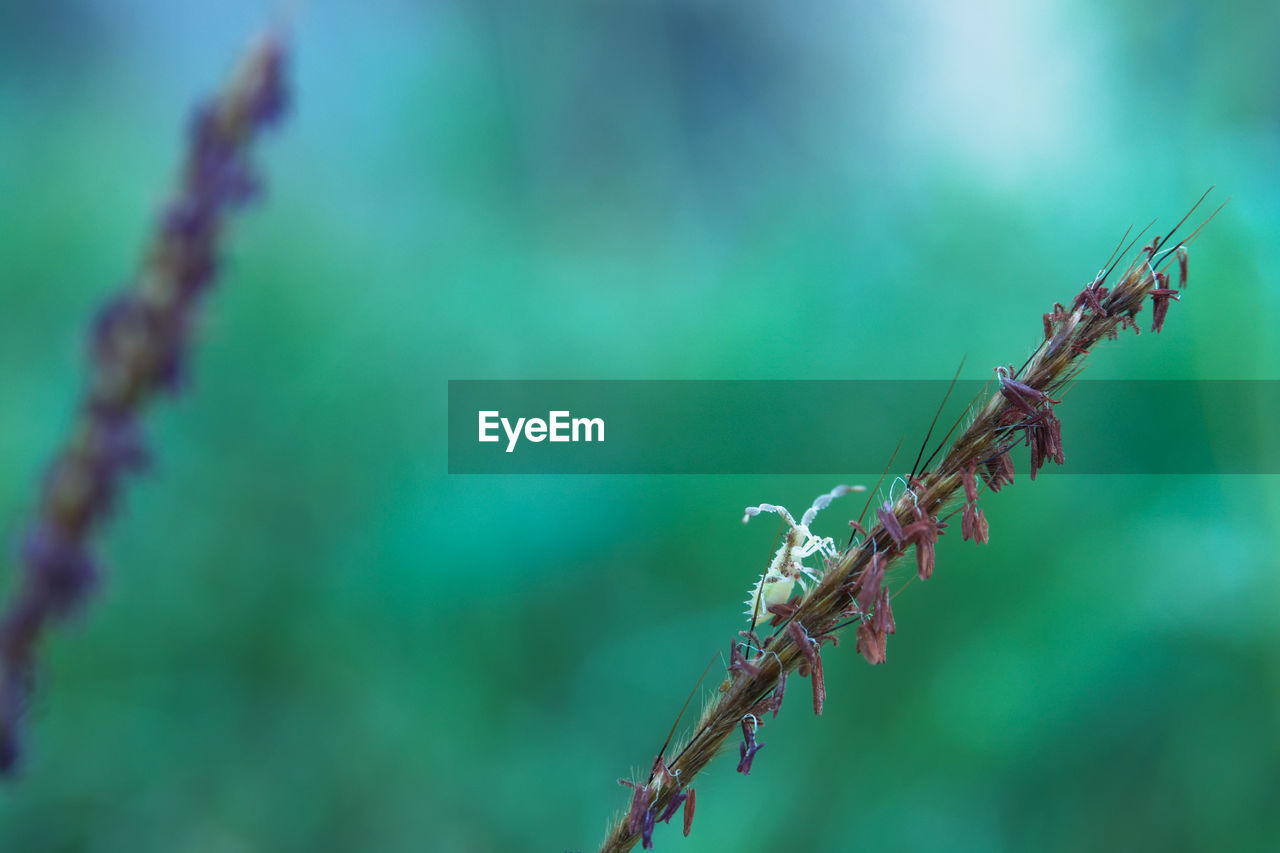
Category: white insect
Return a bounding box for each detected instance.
[741,485,864,628]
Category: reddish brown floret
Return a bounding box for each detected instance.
[856,620,887,665]
[808,654,826,715]
[872,587,896,636]
[656,787,688,825]
[998,371,1061,418]
[961,462,978,503]
[856,587,897,665]
[766,601,798,623]
[1073,274,1110,316]
[960,462,990,544]
[1150,271,1181,333]
[737,717,764,774]
[962,501,990,544]
[982,452,1016,491]
[876,501,905,545]
[787,621,819,671]
[901,506,946,581]
[786,621,827,714]
[640,808,656,849]
[1043,301,1070,343]
[729,638,761,678]
[855,551,887,612]
[771,670,787,717]
[619,779,654,836]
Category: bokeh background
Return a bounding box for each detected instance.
[2,1,1278,851]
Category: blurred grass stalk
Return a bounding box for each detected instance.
[600,199,1216,852]
[0,31,289,773]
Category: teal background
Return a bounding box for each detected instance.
[1,2,1278,851]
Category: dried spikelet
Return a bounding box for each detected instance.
[0,32,289,774]
[597,194,1220,853]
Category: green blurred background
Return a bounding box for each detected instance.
[1,1,1278,851]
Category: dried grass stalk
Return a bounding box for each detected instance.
[0,32,288,773]
[599,195,1218,852]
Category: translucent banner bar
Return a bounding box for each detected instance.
[447,380,1280,474]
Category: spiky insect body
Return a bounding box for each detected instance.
[742,486,863,628]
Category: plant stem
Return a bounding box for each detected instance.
[598,198,1216,852]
